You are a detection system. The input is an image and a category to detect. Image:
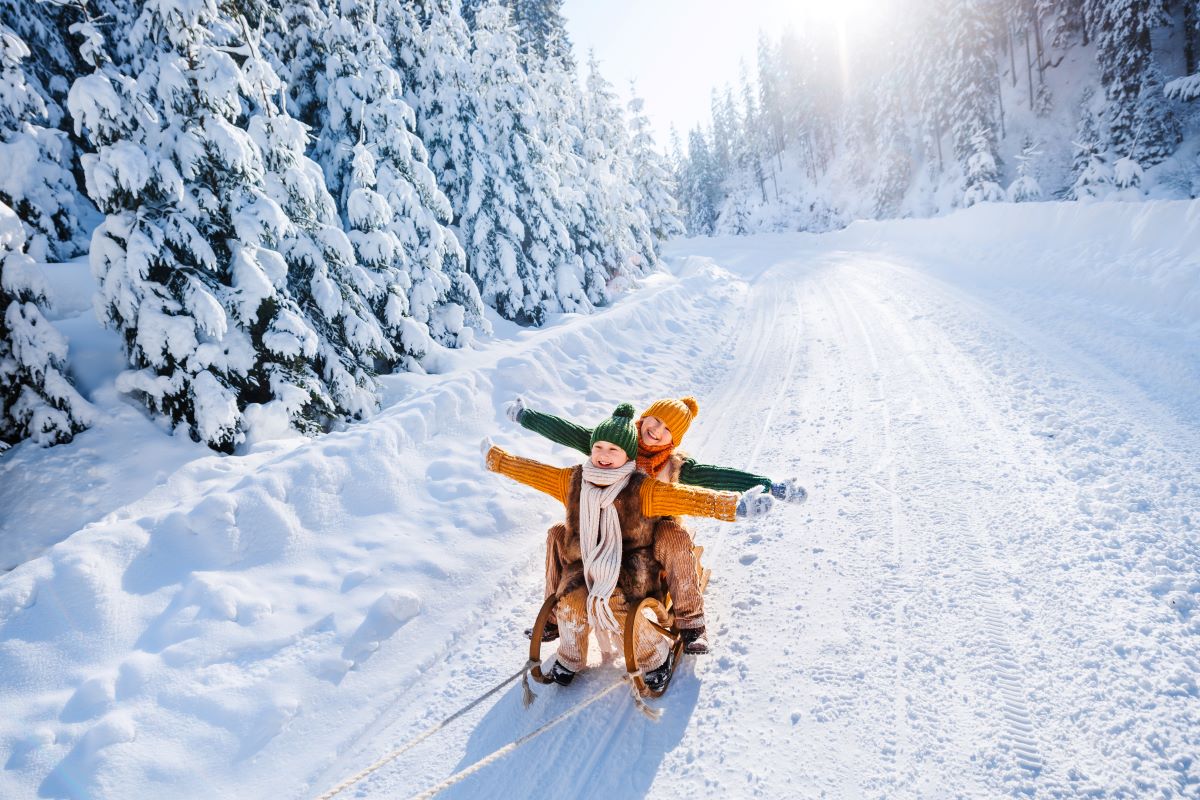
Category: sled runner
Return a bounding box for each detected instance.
[527,546,710,697]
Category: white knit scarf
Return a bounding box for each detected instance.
[578,459,636,653]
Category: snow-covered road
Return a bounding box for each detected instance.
[3,203,1198,799]
[322,213,1200,799]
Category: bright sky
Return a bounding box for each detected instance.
[561,0,878,152]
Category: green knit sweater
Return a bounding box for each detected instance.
[518,407,774,493]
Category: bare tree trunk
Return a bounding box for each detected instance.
[1033,4,1046,83]
[1187,1,1198,76]
[1009,22,1018,86]
[996,70,1006,141]
[934,122,944,174]
[1026,28,1035,110]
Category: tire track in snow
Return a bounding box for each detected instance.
[862,258,1200,796]
[840,260,1085,795]
[837,264,1051,796]
[658,271,811,795]
[825,276,909,799]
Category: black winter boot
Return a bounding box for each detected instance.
[680,626,709,655]
[524,620,559,642]
[643,651,675,693]
[549,660,576,686]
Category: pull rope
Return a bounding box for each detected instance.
[316,659,537,800]
[625,669,663,721]
[405,678,626,800]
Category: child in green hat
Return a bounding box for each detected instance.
[483,403,773,689]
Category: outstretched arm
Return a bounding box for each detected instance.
[640,480,740,522]
[484,444,574,506]
[508,398,594,456]
[678,457,774,493]
[680,457,807,503]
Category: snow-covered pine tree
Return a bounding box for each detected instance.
[709,87,734,179]
[737,61,771,203]
[262,0,329,130]
[683,127,720,235]
[383,0,471,202]
[0,20,93,450]
[1007,135,1043,200]
[580,52,656,282]
[238,15,389,423]
[1165,49,1200,101]
[780,23,835,180]
[906,0,953,177]
[873,69,912,218]
[1044,0,1088,48]
[949,0,1004,204]
[459,0,486,28]
[386,1,578,321]
[841,76,877,194]
[1112,154,1144,189]
[1129,61,1179,165]
[530,52,606,306]
[0,23,88,261]
[459,3,584,324]
[0,200,94,449]
[70,1,377,450]
[1091,0,1179,166]
[502,0,573,67]
[1070,140,1113,198]
[317,0,484,363]
[668,124,685,184]
[0,0,82,120]
[1185,0,1200,76]
[963,129,1006,205]
[1067,88,1112,199]
[756,32,786,172]
[626,86,684,248]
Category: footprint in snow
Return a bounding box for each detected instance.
[40,714,137,797]
[341,590,421,666]
[236,698,299,760]
[59,675,115,723]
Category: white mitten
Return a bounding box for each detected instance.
[736,485,774,520]
[480,436,495,464]
[771,478,808,504]
[505,396,528,424]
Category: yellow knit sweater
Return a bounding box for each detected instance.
[485,446,739,522]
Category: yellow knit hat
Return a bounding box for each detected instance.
[639,396,699,445]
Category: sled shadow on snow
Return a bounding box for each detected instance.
[437,659,701,799]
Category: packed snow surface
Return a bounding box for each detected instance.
[2,200,1198,798]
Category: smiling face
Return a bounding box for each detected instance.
[590,441,630,469]
[639,415,673,448]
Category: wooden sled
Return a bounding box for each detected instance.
[527,546,710,697]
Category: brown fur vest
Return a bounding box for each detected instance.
[654,452,686,484]
[555,466,664,605]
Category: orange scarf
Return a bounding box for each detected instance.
[635,419,676,479]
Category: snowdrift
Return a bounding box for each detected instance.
[837,200,1200,328]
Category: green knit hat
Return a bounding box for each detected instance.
[590,403,638,460]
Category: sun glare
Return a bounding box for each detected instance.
[760,0,895,93]
[764,0,894,38]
